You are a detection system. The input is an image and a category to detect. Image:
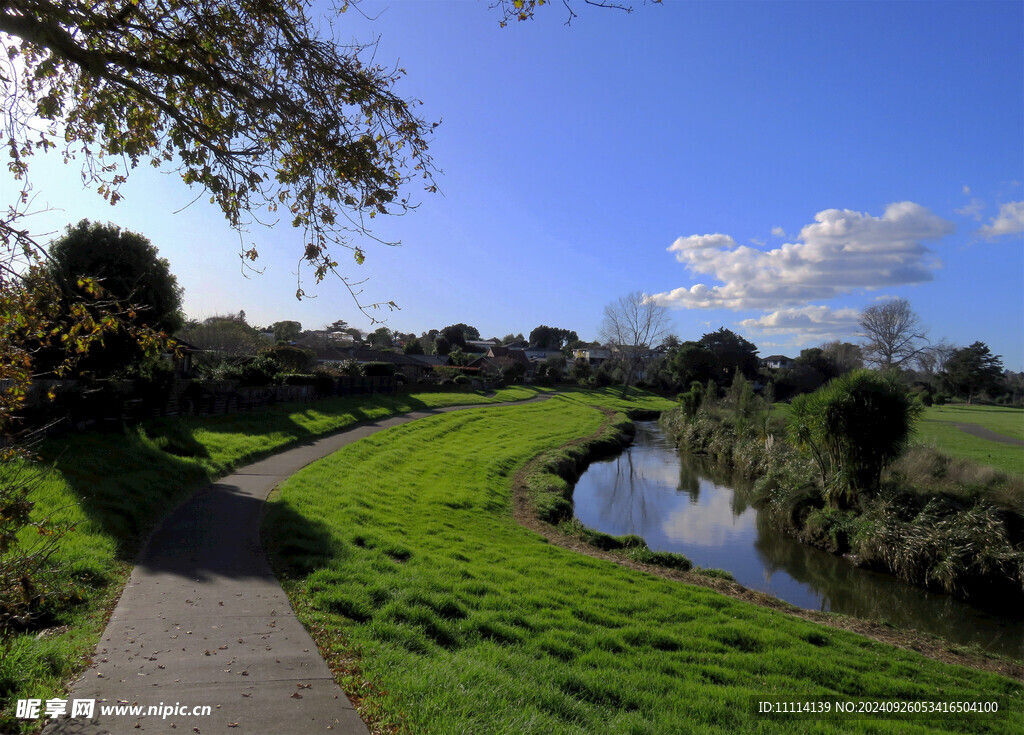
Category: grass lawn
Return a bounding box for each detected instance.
[264,394,1023,735]
[923,405,1024,442]
[914,406,1024,476]
[0,385,550,731]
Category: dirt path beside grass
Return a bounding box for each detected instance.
[46,395,554,735]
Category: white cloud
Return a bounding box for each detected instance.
[962,185,971,195]
[738,305,861,340]
[955,198,985,220]
[978,201,1024,239]
[749,237,766,247]
[653,202,953,311]
[771,226,786,238]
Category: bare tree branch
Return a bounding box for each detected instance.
[599,291,670,397]
[858,298,929,369]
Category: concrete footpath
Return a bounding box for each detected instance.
[48,396,550,734]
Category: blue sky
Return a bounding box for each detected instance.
[6,0,1024,366]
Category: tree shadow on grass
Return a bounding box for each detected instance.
[39,430,212,563]
[36,392,488,568]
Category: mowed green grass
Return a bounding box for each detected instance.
[923,405,1024,441]
[0,386,549,731]
[265,396,1023,735]
[916,406,1024,476]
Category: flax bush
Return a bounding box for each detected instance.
[788,370,920,509]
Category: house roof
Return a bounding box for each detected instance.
[762,355,793,363]
[407,354,450,367]
[311,347,428,365]
[168,338,202,353]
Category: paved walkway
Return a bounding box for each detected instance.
[934,420,1024,447]
[49,396,551,734]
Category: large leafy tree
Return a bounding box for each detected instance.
[941,342,1004,404]
[669,341,715,387]
[436,324,478,354]
[368,326,395,350]
[178,314,267,375]
[443,323,480,342]
[269,320,302,344]
[36,219,183,376]
[47,220,184,334]
[528,325,579,351]
[819,340,863,375]
[698,327,759,383]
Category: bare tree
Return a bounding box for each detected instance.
[599,292,671,397]
[915,341,956,376]
[858,298,928,369]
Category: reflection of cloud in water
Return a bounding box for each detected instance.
[577,424,1024,660]
[661,482,757,547]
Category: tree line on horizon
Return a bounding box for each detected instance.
[16,219,1021,410]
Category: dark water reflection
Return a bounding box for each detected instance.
[572,422,1024,660]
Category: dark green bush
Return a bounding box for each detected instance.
[361,361,396,377]
[237,354,280,386]
[788,370,920,508]
[264,345,315,373]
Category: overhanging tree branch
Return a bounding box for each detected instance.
[2,0,438,317]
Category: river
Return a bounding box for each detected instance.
[572,421,1024,660]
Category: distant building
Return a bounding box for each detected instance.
[308,347,448,378]
[294,331,357,349]
[761,355,794,370]
[483,345,533,375]
[522,348,562,364]
[572,347,611,367]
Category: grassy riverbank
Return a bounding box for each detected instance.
[0,386,549,731]
[264,394,1023,734]
[663,405,1024,607]
[771,403,1024,476]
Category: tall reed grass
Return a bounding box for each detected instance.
[660,406,1024,606]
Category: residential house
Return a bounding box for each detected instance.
[295,331,358,350]
[309,347,448,379]
[762,355,794,370]
[481,345,534,377]
[572,347,611,367]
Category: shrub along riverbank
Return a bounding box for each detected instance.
[264,392,1022,734]
[0,386,550,732]
[661,386,1024,608]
